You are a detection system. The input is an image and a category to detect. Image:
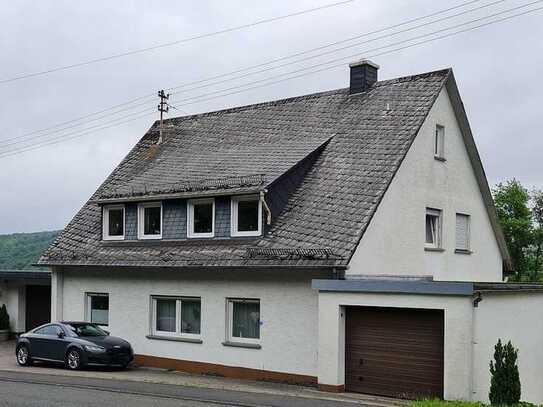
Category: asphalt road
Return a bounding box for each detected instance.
[0,370,364,407]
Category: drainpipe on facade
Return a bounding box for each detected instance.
[470,291,483,401]
[260,191,272,225]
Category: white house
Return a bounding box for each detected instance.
[39,61,543,403]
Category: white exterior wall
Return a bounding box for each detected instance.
[472,293,543,404]
[349,88,502,282]
[317,291,474,401]
[0,282,25,333]
[59,268,323,377]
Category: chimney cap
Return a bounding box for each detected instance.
[349,59,380,69]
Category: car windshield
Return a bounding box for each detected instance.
[65,323,107,337]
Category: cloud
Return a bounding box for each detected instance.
[0,0,541,233]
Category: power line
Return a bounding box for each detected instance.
[168,1,543,107]
[0,107,155,156]
[168,0,509,97]
[0,0,489,145]
[0,99,154,148]
[2,1,542,158]
[0,0,355,85]
[0,112,155,159]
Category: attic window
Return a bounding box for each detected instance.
[138,202,162,240]
[231,195,262,237]
[435,125,445,160]
[187,198,215,238]
[102,205,124,241]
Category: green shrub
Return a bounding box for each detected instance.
[0,304,9,330]
[489,339,521,405]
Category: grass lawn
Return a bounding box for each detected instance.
[410,400,540,407]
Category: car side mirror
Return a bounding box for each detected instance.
[103,330,110,336]
[57,331,65,339]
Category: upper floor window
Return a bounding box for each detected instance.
[435,125,445,160]
[455,213,471,253]
[187,198,215,238]
[425,208,442,249]
[102,205,125,240]
[231,195,262,237]
[138,202,162,239]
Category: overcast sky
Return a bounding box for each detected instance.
[1,0,542,234]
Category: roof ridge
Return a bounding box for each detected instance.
[164,68,452,123]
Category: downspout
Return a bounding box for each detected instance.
[470,291,483,401]
[260,190,272,226]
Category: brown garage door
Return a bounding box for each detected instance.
[345,306,444,399]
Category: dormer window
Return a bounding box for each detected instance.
[231,195,262,237]
[102,205,125,241]
[138,202,162,240]
[187,198,215,238]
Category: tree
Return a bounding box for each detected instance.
[489,339,521,405]
[493,180,533,280]
[529,189,543,281]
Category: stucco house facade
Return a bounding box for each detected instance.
[39,61,543,403]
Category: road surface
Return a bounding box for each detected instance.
[0,370,367,407]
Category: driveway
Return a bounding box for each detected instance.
[0,340,404,407]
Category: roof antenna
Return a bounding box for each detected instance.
[157,90,170,144]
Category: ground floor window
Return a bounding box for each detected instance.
[227,298,260,344]
[86,293,109,326]
[151,296,201,337]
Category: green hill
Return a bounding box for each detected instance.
[0,230,61,270]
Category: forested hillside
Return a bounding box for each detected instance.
[0,230,60,270]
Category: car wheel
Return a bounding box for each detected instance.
[16,345,32,366]
[65,349,82,370]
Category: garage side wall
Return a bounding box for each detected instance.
[59,268,321,379]
[472,293,543,404]
[317,291,474,400]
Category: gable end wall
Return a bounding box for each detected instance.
[349,88,503,282]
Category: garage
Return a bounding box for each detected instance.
[345,306,444,399]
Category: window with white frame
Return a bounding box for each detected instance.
[138,202,162,239]
[187,198,214,238]
[231,195,262,237]
[456,213,471,252]
[435,125,445,159]
[425,208,442,249]
[102,205,125,240]
[86,293,109,326]
[151,296,201,337]
[226,298,260,344]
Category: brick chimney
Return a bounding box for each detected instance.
[349,59,379,94]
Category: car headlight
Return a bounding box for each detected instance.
[84,345,106,353]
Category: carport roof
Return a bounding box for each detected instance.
[0,269,51,281]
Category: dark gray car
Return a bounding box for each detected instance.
[15,322,133,370]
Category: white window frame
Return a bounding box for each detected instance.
[85,292,109,326]
[425,208,443,249]
[102,204,125,241]
[435,124,445,160]
[137,202,163,240]
[150,296,201,340]
[231,195,262,237]
[187,198,215,238]
[226,298,261,345]
[455,213,471,252]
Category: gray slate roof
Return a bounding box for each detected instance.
[40,68,461,269]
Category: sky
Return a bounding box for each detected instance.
[1,0,542,234]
